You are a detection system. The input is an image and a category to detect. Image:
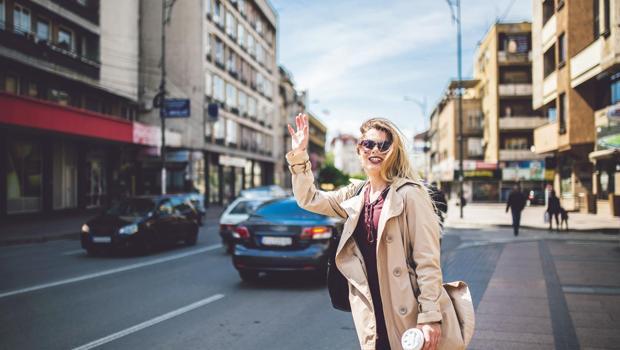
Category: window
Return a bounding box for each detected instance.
[204,0,211,17]
[49,88,70,106]
[205,72,212,97]
[610,73,620,104]
[467,138,483,157]
[558,33,566,65]
[226,82,237,108]
[504,137,529,150]
[226,11,236,39]
[6,137,43,214]
[238,23,245,48]
[214,1,223,27]
[247,34,255,57]
[558,93,567,134]
[500,34,529,53]
[226,119,238,145]
[256,19,263,35]
[3,74,19,93]
[256,72,263,93]
[27,81,38,97]
[238,90,247,115]
[204,33,211,60]
[226,49,237,74]
[213,74,225,102]
[593,0,600,38]
[35,18,50,42]
[13,4,31,34]
[256,44,264,65]
[58,28,74,51]
[603,0,611,35]
[0,0,5,30]
[546,103,557,123]
[500,68,531,83]
[542,0,554,24]
[213,118,225,141]
[215,38,224,65]
[543,45,556,77]
[239,0,246,16]
[248,96,257,118]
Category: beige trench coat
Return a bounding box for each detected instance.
[287,150,464,350]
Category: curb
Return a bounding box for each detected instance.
[446,223,620,234]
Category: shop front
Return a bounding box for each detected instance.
[500,160,549,203]
[590,104,620,216]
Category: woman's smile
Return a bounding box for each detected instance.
[368,155,384,165]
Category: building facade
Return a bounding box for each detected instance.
[139,0,279,205]
[532,0,619,216]
[331,134,362,176]
[277,65,305,188]
[0,0,146,217]
[474,22,549,202]
[412,130,430,179]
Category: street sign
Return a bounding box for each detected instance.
[163,98,190,118]
[207,103,219,122]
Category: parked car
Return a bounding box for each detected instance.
[220,197,269,253]
[232,197,343,282]
[180,192,206,225]
[528,189,545,205]
[81,196,199,255]
[240,185,288,199]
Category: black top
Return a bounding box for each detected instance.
[506,190,527,213]
[547,196,561,214]
[353,186,391,350]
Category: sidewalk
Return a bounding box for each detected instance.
[445,202,620,233]
[0,206,224,246]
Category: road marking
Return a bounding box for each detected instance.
[72,294,225,350]
[0,244,222,299]
[563,285,620,295]
[62,249,86,256]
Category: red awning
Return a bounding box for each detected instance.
[0,92,133,143]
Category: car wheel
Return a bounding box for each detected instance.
[238,270,260,282]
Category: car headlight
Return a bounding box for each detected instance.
[119,224,139,235]
[81,224,90,233]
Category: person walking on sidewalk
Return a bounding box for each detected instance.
[505,184,527,236]
[547,190,561,231]
[286,115,458,350]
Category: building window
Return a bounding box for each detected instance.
[213,74,225,102]
[504,137,529,150]
[57,28,74,51]
[543,44,556,77]
[205,72,212,97]
[238,90,247,115]
[35,18,50,42]
[204,32,211,60]
[214,38,224,66]
[227,50,237,75]
[467,138,483,157]
[204,0,211,17]
[610,73,620,104]
[603,0,611,35]
[0,0,5,30]
[500,68,531,84]
[213,118,225,142]
[27,81,38,97]
[558,93,567,134]
[226,11,236,39]
[542,0,554,24]
[238,23,245,48]
[226,119,237,145]
[213,0,223,27]
[593,0,600,38]
[6,137,43,214]
[48,88,71,106]
[500,34,529,53]
[3,74,19,93]
[248,96,257,118]
[247,34,255,57]
[226,82,237,109]
[557,33,566,65]
[13,4,31,34]
[546,102,557,123]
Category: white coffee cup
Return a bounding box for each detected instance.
[401,328,425,350]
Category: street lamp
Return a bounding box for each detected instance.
[445,0,464,219]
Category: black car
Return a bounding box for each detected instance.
[232,197,343,282]
[81,196,199,255]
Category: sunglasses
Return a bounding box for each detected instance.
[358,139,393,153]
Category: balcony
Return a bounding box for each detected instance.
[499,149,544,161]
[49,0,100,25]
[542,71,557,103]
[0,26,100,79]
[498,83,532,97]
[498,51,531,65]
[533,122,559,154]
[542,14,556,48]
[571,37,603,88]
[499,116,547,130]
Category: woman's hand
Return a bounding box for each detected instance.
[287,113,309,153]
[417,322,441,350]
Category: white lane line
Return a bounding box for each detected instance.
[72,294,225,350]
[62,249,86,256]
[0,244,222,299]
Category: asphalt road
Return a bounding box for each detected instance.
[1,218,583,350]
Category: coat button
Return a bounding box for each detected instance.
[393,267,402,277]
[399,307,407,315]
[386,235,393,243]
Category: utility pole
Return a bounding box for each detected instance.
[457,0,464,219]
[157,0,176,195]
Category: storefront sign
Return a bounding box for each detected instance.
[455,169,500,179]
[219,155,246,168]
[132,122,182,148]
[163,99,190,118]
[502,160,545,181]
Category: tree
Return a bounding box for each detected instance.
[318,164,349,188]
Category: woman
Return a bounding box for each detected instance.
[286,115,445,350]
[547,190,561,231]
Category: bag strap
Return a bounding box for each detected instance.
[396,183,421,296]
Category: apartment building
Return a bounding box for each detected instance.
[0,0,143,217]
[428,80,495,202]
[139,0,279,205]
[331,134,362,176]
[532,0,619,216]
[277,65,305,188]
[412,130,430,179]
[474,22,549,202]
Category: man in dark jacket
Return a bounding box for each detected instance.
[506,184,527,236]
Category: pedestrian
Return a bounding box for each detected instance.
[547,190,561,231]
[505,184,527,236]
[287,115,455,350]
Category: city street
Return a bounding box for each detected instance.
[1,215,618,349]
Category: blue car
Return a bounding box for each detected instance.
[232,197,343,282]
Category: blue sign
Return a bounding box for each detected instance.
[163,99,190,118]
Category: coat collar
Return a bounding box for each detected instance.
[337,177,419,255]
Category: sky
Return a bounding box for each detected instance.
[270,0,532,146]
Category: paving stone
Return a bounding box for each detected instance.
[575,327,620,349]
[473,330,554,344]
[569,311,620,329]
[476,299,551,318]
[468,338,554,350]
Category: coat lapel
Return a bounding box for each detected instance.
[375,181,405,249]
[336,189,365,256]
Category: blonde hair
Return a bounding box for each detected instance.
[359,118,418,183]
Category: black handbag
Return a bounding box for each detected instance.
[326,181,366,312]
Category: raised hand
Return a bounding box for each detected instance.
[287,113,309,153]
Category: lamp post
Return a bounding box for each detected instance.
[445,0,464,218]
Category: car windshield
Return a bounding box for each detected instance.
[254,200,323,219]
[106,199,154,217]
[230,200,263,214]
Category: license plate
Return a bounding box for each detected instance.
[92,236,111,243]
[262,236,292,246]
